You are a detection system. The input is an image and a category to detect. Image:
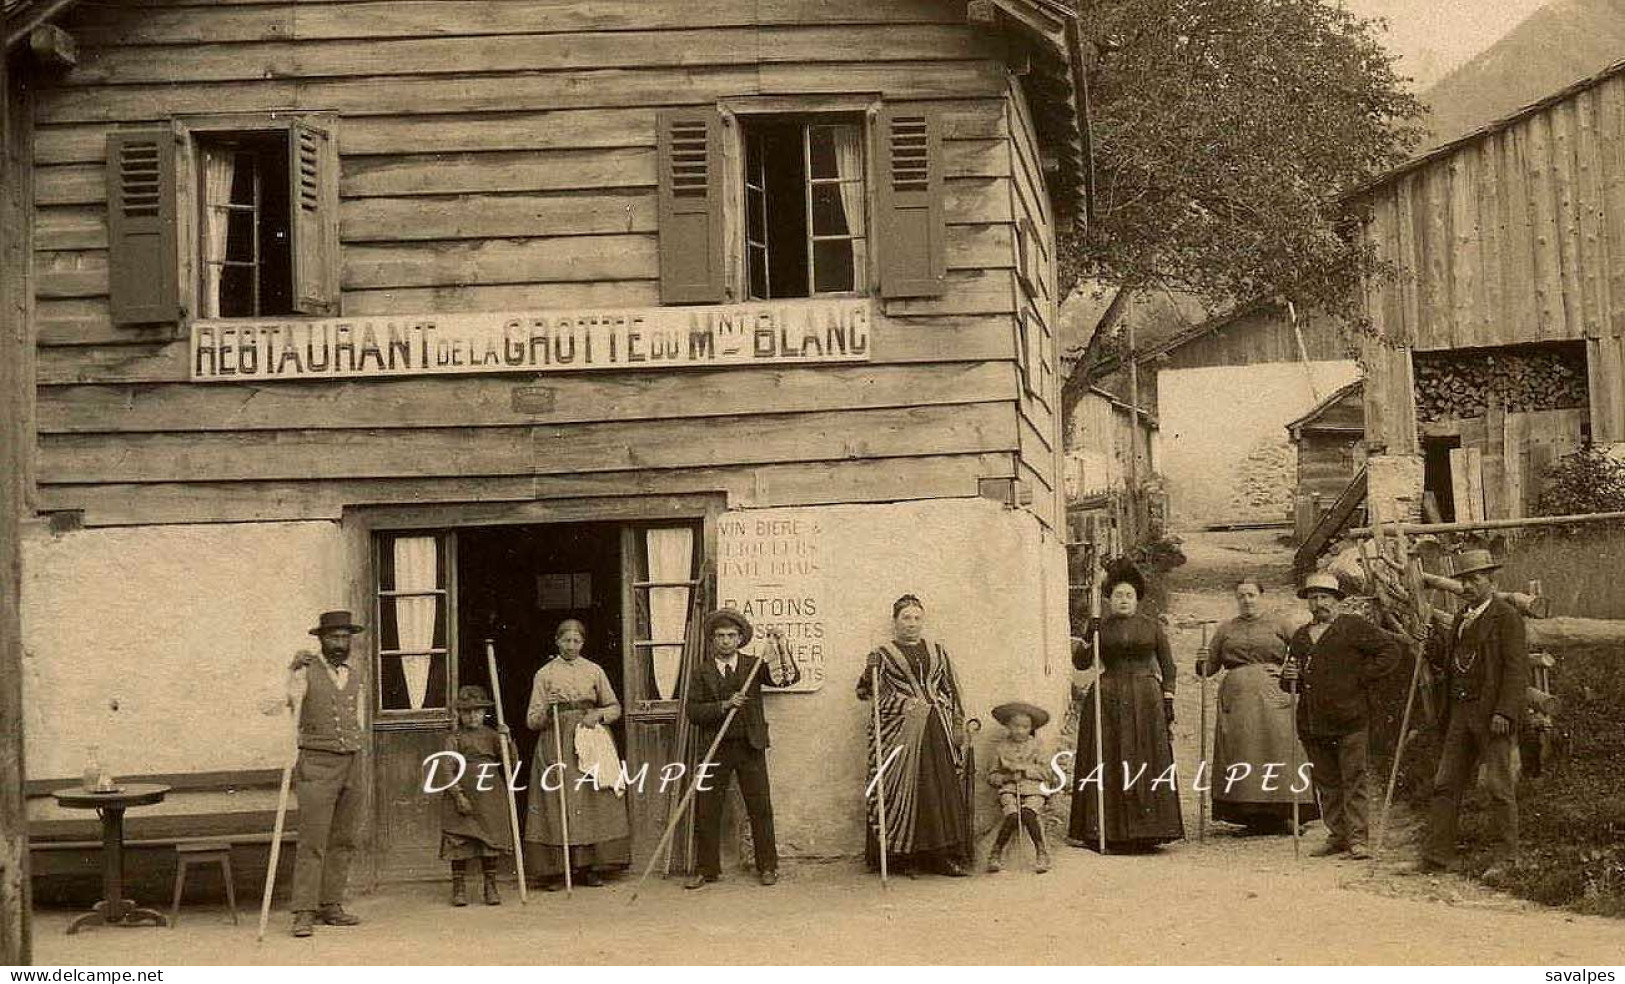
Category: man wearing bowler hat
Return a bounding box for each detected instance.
[1281,572,1401,860]
[1414,549,1528,879]
[685,607,799,889]
[284,610,367,937]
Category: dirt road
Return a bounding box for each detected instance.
[30,532,1623,965]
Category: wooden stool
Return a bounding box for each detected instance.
[170,840,238,927]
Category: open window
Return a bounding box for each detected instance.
[741,116,869,299]
[106,116,339,325]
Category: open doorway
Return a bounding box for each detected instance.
[1422,435,1461,522]
[455,523,625,803]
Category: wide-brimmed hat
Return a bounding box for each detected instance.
[1297,572,1346,600]
[992,701,1050,730]
[1452,548,1503,578]
[454,684,494,710]
[702,608,754,647]
[309,610,365,636]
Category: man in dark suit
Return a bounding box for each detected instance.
[1414,549,1528,878]
[685,607,800,889]
[1282,572,1402,860]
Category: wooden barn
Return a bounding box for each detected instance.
[1352,56,1625,527]
[7,0,1089,896]
[1285,380,1365,544]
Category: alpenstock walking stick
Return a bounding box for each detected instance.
[1090,571,1107,855]
[484,640,528,904]
[1287,665,1301,862]
[551,691,573,897]
[257,681,300,942]
[1197,622,1210,844]
[629,655,766,904]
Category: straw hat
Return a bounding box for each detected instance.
[1297,572,1346,600]
[701,608,754,647]
[991,701,1051,730]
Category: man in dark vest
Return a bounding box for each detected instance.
[285,610,367,938]
[1414,549,1528,879]
[1281,572,1402,860]
[684,608,799,889]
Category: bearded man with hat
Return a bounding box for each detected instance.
[283,610,368,937]
[1281,573,1401,859]
[1414,548,1528,879]
[684,607,800,889]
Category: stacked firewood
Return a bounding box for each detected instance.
[1413,347,1588,422]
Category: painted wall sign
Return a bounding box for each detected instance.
[188,298,873,382]
[718,514,827,693]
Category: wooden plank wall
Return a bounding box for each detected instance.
[28,0,1057,529]
[1006,76,1062,528]
[1360,70,1625,447]
[1421,407,1588,518]
[1161,305,1347,371]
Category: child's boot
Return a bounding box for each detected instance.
[481,856,502,906]
[450,860,469,907]
[1021,809,1051,873]
[986,815,1019,873]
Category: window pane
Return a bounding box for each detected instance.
[224,207,256,264]
[746,187,767,243]
[379,653,448,712]
[812,239,856,294]
[748,246,769,300]
[807,125,862,180]
[811,183,865,237]
[219,265,255,317]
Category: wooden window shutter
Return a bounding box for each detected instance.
[289,119,339,315]
[875,105,946,299]
[106,126,181,324]
[656,107,725,305]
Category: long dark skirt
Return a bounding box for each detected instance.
[1068,672,1185,851]
[865,709,971,869]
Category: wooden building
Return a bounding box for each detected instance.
[1352,57,1625,522]
[1285,380,1365,543]
[13,0,1088,892]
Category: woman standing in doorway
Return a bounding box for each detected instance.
[1198,580,1319,834]
[857,594,972,877]
[524,618,629,889]
[1068,563,1185,852]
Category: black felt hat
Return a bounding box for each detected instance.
[309,610,365,636]
[992,701,1051,730]
[702,608,754,647]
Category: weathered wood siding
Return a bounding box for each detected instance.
[1007,76,1060,527]
[28,0,1065,529]
[1358,66,1625,449]
[1160,305,1346,372]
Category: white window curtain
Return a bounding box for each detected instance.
[392,536,438,711]
[644,527,694,700]
[200,147,237,318]
[832,125,866,239]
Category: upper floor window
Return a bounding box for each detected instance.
[106,115,338,326]
[741,117,868,299]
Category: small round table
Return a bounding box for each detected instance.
[51,783,172,934]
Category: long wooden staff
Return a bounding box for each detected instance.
[1287,671,1301,862]
[629,656,767,904]
[1197,623,1211,844]
[870,663,891,889]
[550,693,573,896]
[1090,570,1107,854]
[483,640,528,904]
[1374,533,1435,856]
[257,681,300,942]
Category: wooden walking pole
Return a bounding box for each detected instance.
[1287,673,1301,862]
[1376,640,1425,855]
[628,657,766,904]
[870,663,891,889]
[1090,568,1108,855]
[1197,623,1211,844]
[550,694,573,896]
[257,693,299,942]
[483,640,528,904]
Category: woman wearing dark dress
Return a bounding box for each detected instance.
[1069,565,1186,852]
[857,594,972,877]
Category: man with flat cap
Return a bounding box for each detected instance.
[283,610,368,937]
[685,607,800,889]
[1414,548,1528,879]
[1281,573,1401,860]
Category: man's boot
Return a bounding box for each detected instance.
[291,910,316,938]
[450,861,469,907]
[481,857,502,905]
[986,816,1019,873]
[317,903,362,926]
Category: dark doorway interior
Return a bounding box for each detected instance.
[1421,435,1462,523]
[456,522,625,821]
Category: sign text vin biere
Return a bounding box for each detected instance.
[189,298,872,382]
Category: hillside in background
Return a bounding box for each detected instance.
[1421,0,1625,148]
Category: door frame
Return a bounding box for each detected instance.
[342,493,726,886]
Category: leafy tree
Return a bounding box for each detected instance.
[1535,445,1625,518]
[1059,0,1426,318]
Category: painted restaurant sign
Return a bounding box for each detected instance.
[189,298,873,382]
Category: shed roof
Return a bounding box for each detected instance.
[1285,380,1364,440]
